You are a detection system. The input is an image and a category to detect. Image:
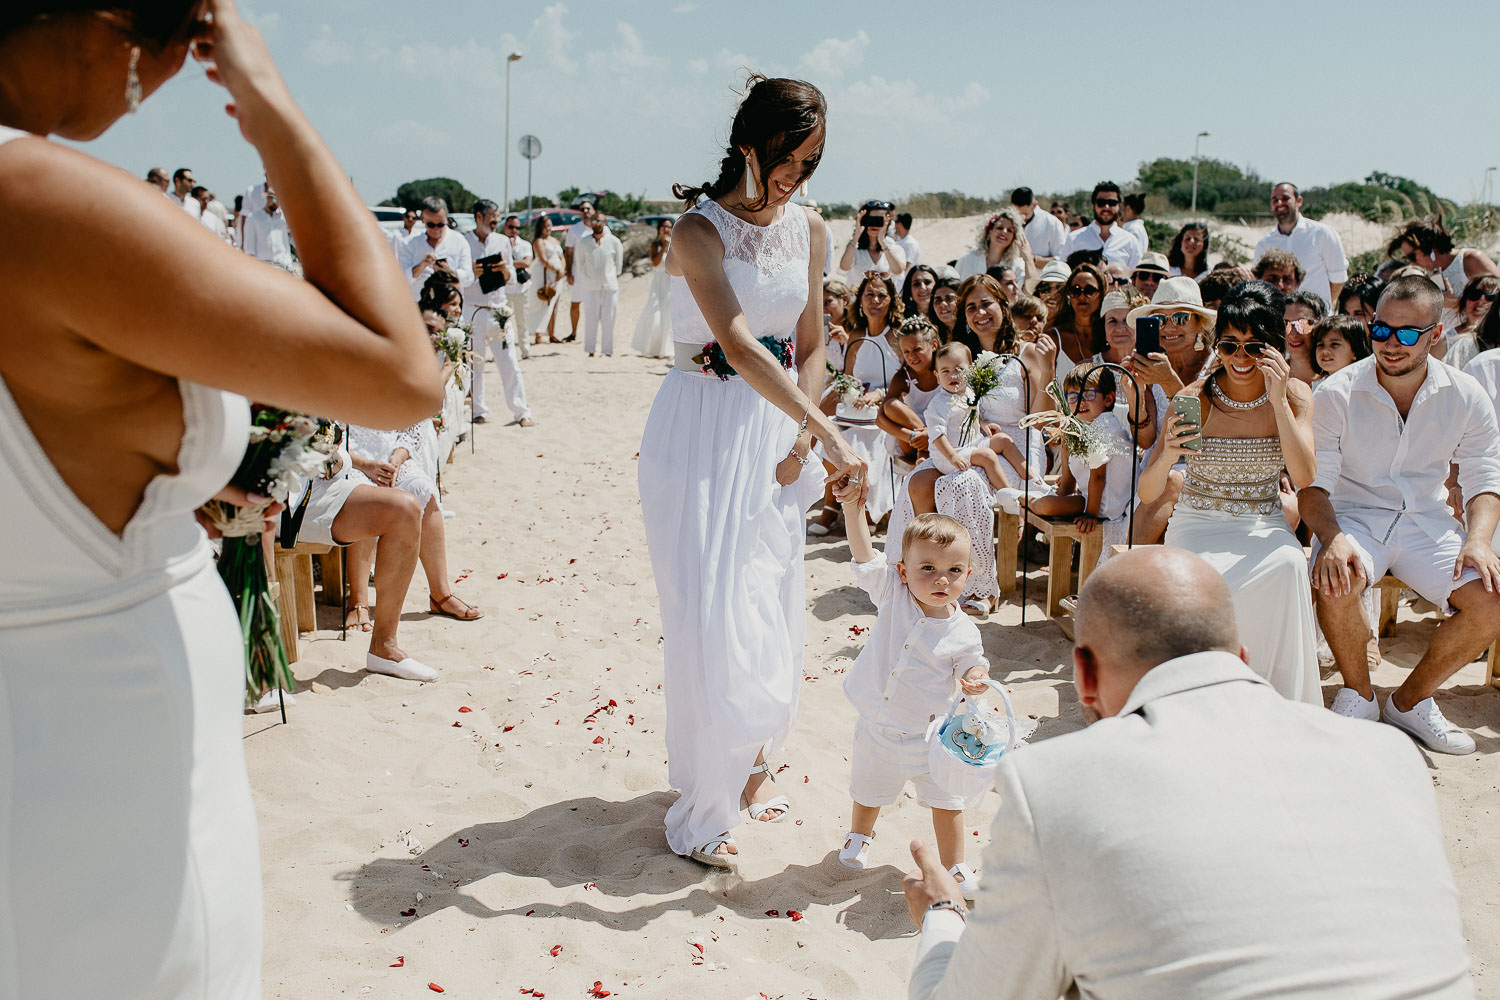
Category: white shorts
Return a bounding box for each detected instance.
[1312,510,1479,613]
[849,718,965,811]
[294,468,368,547]
[931,446,977,478]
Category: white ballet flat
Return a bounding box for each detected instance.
[366,652,438,682]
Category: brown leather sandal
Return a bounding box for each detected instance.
[429,594,483,621]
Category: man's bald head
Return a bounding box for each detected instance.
[1073,548,1241,716]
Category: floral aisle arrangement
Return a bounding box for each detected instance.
[958,350,1008,446]
[826,368,864,406]
[199,407,338,703]
[1019,378,1120,469]
[432,324,472,389]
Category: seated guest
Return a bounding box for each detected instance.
[905,547,1475,1000]
[1129,251,1168,301]
[1251,247,1302,298]
[901,264,939,324]
[1167,221,1210,281]
[1309,313,1372,383]
[1438,274,1498,370]
[1198,263,1247,311]
[1283,289,1326,383]
[292,436,437,681]
[956,208,1035,287]
[929,272,962,343]
[1032,259,1070,327]
[1337,272,1384,324]
[1387,217,1500,309]
[984,262,1021,303]
[346,423,481,630]
[1301,275,1500,753]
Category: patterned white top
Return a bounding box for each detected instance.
[670,199,811,345]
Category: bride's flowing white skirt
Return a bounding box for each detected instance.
[1165,507,1321,704]
[638,369,823,855]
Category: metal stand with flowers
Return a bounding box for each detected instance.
[199,407,337,719]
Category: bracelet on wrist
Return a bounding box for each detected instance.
[789,447,814,468]
[926,899,966,922]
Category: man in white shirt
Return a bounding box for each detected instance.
[1062,181,1141,270]
[241,185,294,269]
[191,186,232,243]
[1252,182,1348,309]
[1119,193,1149,256]
[574,210,623,357]
[172,166,200,219]
[904,546,1474,1000]
[397,196,473,299]
[893,212,920,289]
[502,214,533,358]
[145,166,171,196]
[1011,187,1067,264]
[1300,275,1500,755]
[463,200,531,427]
[562,200,598,342]
[237,176,267,245]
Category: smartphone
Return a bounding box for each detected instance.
[1171,394,1202,451]
[1135,314,1163,357]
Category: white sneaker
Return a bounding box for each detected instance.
[1329,687,1379,721]
[1381,695,1476,755]
[366,652,438,683]
[250,688,296,714]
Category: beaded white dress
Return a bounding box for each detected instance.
[638,200,823,856]
[1165,433,1320,703]
[0,248,260,1000]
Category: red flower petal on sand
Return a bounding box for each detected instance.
[458,706,472,713]
[428,984,444,993]
[390,956,405,967]
[452,721,462,728]
[764,909,779,917]
[458,838,469,847]
[503,724,516,733]
[400,907,416,917]
[498,572,509,579]
[549,944,563,957]
[583,882,596,890]
[588,982,611,997]
[788,909,804,921]
[592,736,604,744]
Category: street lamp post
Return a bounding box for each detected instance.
[504,51,523,212]
[1190,131,1210,216]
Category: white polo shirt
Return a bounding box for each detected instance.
[1063,221,1142,270]
[1309,355,1500,544]
[1252,215,1349,309]
[842,553,987,734]
[1023,207,1068,260]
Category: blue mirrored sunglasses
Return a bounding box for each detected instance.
[1368,320,1435,347]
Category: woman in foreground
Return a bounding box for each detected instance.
[0,1,440,994]
[637,76,865,869]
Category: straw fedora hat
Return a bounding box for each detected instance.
[1126,275,1217,329]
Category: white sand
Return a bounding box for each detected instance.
[247,217,1499,998]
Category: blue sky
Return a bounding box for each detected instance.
[76,0,1500,212]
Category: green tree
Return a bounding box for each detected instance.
[392,177,481,214]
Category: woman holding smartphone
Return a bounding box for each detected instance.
[1137,281,1319,703]
[839,199,906,287]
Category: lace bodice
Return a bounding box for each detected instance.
[671,200,810,345]
[1179,436,1284,516]
[975,359,1030,428]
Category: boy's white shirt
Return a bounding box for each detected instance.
[842,553,987,734]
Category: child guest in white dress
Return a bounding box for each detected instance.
[837,507,989,898]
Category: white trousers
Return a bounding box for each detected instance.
[470,309,529,421]
[580,288,618,356]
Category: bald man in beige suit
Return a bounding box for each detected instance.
[905,547,1473,1000]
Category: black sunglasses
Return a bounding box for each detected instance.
[1215,340,1270,358]
[1369,319,1436,346]
[1463,290,1499,303]
[424,221,446,229]
[1068,284,1101,296]
[1094,198,1120,207]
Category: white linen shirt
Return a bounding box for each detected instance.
[1121,218,1149,256]
[924,389,972,448]
[1063,221,1142,270]
[565,220,590,279]
[399,227,474,298]
[506,233,533,294]
[1252,215,1349,309]
[1463,348,1500,416]
[241,208,293,269]
[1309,355,1500,544]
[1023,208,1068,260]
[574,231,623,293]
[843,553,987,734]
[462,229,511,309]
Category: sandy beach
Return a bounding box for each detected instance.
[247,215,1499,999]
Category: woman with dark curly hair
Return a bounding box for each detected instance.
[1167,221,1210,281]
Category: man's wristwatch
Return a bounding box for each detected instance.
[926,899,966,922]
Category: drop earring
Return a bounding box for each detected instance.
[125,46,142,114]
[744,159,757,201]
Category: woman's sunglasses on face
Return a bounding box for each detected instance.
[1368,320,1436,346]
[1068,284,1100,297]
[1215,340,1270,358]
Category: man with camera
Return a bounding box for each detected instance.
[464,199,531,426]
[398,195,473,298]
[905,545,1473,999]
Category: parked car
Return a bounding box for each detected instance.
[633,212,679,229]
[515,206,632,237]
[369,205,405,223]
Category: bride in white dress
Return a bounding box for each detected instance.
[1139,281,1320,703]
[631,218,674,357]
[0,5,442,996]
[638,76,866,869]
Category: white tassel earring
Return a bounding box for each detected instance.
[744,161,757,201]
[125,46,142,114]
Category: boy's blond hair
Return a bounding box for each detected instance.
[901,512,971,554]
[934,342,972,367]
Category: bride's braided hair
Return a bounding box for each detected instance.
[673,74,826,211]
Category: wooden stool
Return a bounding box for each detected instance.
[994,509,1020,594]
[1375,574,1500,687]
[1025,510,1104,637]
[271,542,344,657]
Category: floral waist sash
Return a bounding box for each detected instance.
[675,337,795,380]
